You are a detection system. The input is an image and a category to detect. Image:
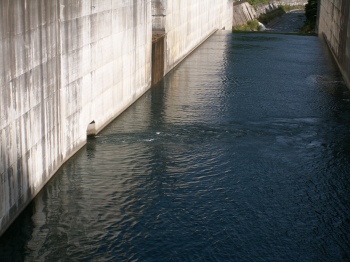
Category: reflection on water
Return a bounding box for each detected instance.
[1,31,350,261]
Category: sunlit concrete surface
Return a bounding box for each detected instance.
[0,0,152,236]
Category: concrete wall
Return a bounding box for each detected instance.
[0,0,152,236]
[318,0,350,88]
[0,0,234,237]
[233,1,257,26]
[152,0,234,75]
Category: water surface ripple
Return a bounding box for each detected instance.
[1,31,350,261]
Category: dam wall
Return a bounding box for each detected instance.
[0,0,233,236]
[0,0,152,236]
[152,0,234,75]
[318,0,350,88]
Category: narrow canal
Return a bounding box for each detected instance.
[1,31,350,261]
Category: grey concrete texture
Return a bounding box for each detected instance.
[318,0,350,88]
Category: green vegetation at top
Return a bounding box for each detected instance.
[246,0,270,6]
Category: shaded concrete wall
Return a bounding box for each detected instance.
[0,0,152,236]
[318,0,350,88]
[152,34,165,86]
[152,0,234,75]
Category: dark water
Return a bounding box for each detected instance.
[2,31,350,261]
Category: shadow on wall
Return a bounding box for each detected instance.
[152,34,165,86]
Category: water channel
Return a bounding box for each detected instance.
[1,31,350,261]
